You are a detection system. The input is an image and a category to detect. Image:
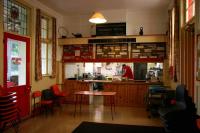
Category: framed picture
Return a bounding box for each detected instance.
[196,34,200,80]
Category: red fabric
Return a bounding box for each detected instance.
[122,65,134,79]
[52,85,67,97]
[170,99,176,105]
[41,100,53,105]
[52,85,60,96]
[32,91,41,98]
[197,118,200,129]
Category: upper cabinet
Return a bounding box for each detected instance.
[59,35,167,62]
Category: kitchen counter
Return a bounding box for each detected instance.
[63,79,163,107]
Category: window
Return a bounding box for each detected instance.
[3,0,29,36]
[41,15,52,75]
[186,0,195,22]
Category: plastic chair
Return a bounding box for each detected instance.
[51,84,68,106]
[32,90,53,116]
[0,91,20,133]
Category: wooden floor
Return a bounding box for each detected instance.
[4,104,162,133]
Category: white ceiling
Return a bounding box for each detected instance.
[38,0,171,15]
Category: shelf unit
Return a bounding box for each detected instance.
[131,43,166,59]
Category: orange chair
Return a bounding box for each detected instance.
[51,84,68,106]
[32,90,53,116]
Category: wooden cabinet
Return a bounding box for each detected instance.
[63,80,151,107]
[63,80,89,104]
[103,83,148,107]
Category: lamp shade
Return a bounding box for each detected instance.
[89,12,107,24]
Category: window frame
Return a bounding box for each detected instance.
[40,14,52,76]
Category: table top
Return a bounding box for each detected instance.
[75,91,116,96]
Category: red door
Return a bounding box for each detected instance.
[3,32,30,118]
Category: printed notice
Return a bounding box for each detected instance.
[75,50,80,56]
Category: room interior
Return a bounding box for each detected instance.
[0,0,200,133]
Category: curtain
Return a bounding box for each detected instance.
[51,17,57,78]
[35,9,42,81]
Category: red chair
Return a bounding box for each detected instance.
[51,84,68,106]
[32,91,53,116]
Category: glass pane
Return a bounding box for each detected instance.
[41,29,47,39]
[41,18,47,29]
[42,59,47,75]
[7,38,26,87]
[3,0,28,36]
[48,44,52,59]
[41,43,47,58]
[48,59,52,75]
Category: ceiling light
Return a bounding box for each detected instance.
[89,12,107,24]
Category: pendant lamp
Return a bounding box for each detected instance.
[89,12,107,24]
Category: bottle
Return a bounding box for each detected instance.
[76,65,80,80]
[139,27,143,35]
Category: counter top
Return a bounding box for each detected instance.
[79,80,162,85]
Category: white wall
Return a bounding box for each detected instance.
[63,9,168,37]
[126,10,168,35]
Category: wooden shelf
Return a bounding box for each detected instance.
[58,35,167,45]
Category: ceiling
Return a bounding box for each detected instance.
[38,0,171,15]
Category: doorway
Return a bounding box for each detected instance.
[3,32,31,118]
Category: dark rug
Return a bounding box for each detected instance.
[72,121,165,133]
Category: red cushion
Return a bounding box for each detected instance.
[32,91,41,98]
[41,100,52,105]
[170,99,176,105]
[52,85,61,96]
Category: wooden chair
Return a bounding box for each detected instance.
[0,91,20,133]
[32,90,53,116]
[51,84,69,106]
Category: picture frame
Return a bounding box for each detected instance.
[196,34,200,80]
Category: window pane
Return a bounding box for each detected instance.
[3,0,29,35]
[186,0,195,22]
[41,43,47,58]
[41,18,47,29]
[42,59,47,75]
[48,44,52,59]
[41,29,47,39]
[48,59,52,75]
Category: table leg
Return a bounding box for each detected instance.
[80,95,83,113]
[74,94,78,117]
[110,96,114,120]
[113,95,116,114]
